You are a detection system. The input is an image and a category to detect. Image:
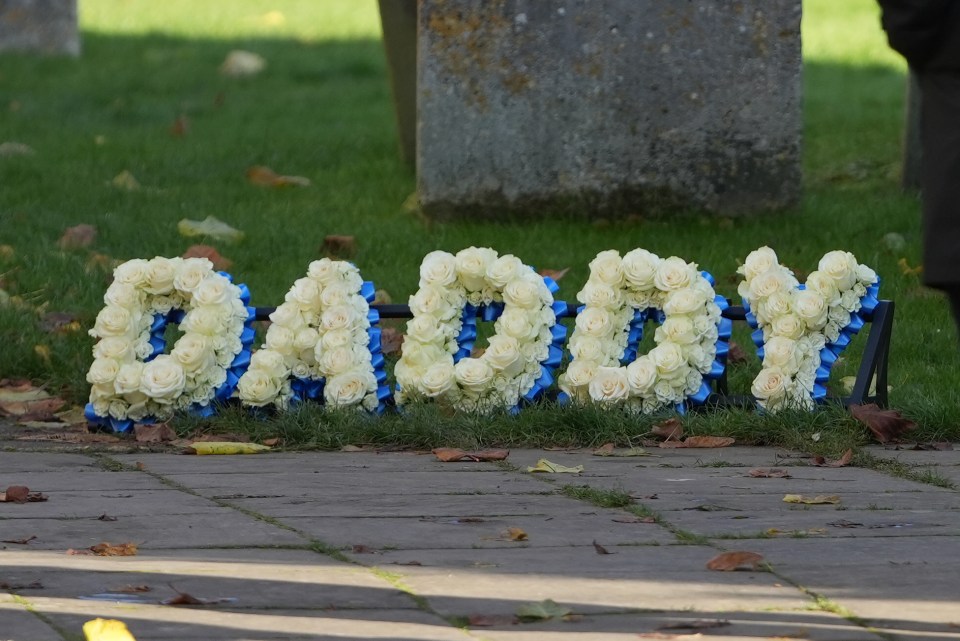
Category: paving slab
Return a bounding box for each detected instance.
[0,488,229,520]
[0,602,63,641]
[0,451,99,473]
[0,469,170,492]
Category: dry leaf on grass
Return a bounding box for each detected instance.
[182,245,232,271]
[538,267,570,281]
[82,618,138,641]
[220,50,266,77]
[178,216,244,243]
[592,443,651,457]
[1,535,37,544]
[321,234,356,258]
[783,494,841,505]
[498,527,528,541]
[850,404,917,443]
[467,614,519,627]
[134,423,177,443]
[110,170,140,191]
[0,141,35,157]
[911,442,954,451]
[705,551,764,571]
[379,327,404,355]
[726,341,749,365]
[748,468,791,478]
[812,449,853,467]
[432,448,509,462]
[0,486,47,503]
[170,114,189,137]
[898,257,923,276]
[651,418,684,441]
[592,540,614,554]
[246,165,310,188]
[526,458,583,473]
[40,312,82,334]
[89,542,138,556]
[659,435,735,449]
[612,515,657,524]
[57,224,97,250]
[351,544,378,554]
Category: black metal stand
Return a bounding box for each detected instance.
[254,299,894,409]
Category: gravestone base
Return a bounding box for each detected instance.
[0,0,80,56]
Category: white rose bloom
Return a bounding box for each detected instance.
[250,350,288,379]
[839,289,860,313]
[285,277,321,310]
[569,335,606,363]
[454,357,495,392]
[181,305,228,335]
[290,327,318,352]
[93,305,136,338]
[655,316,697,345]
[420,362,457,397]
[265,325,296,354]
[749,269,790,300]
[406,314,446,344]
[87,358,120,385]
[238,369,282,406]
[143,257,179,295]
[113,259,150,287]
[626,356,657,394]
[759,290,793,320]
[268,303,303,329]
[409,285,458,321]
[772,313,805,340]
[751,367,788,402]
[455,246,496,291]
[649,342,687,382]
[320,328,353,351]
[818,250,858,290]
[763,336,800,374]
[483,335,523,376]
[856,263,877,285]
[93,336,134,361]
[502,275,544,309]
[575,307,614,338]
[587,250,624,287]
[793,290,829,329]
[805,271,841,307]
[173,258,213,293]
[486,254,525,289]
[325,369,375,406]
[577,282,622,308]
[693,315,715,337]
[588,366,630,402]
[825,322,842,343]
[400,341,448,370]
[419,250,458,288]
[654,257,695,291]
[172,333,213,374]
[319,283,353,308]
[740,247,779,281]
[149,295,177,315]
[653,379,678,404]
[624,290,654,310]
[318,346,355,377]
[621,248,660,289]
[291,361,313,379]
[320,306,358,332]
[559,360,597,395]
[663,288,707,316]
[140,355,186,402]
[103,282,142,310]
[304,258,335,285]
[113,362,144,394]
[828,305,851,326]
[496,308,539,342]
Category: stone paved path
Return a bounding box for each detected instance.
[2,445,959,640]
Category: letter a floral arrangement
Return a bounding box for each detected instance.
[85,246,881,432]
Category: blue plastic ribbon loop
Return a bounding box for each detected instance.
[819,348,838,366]
[691,381,712,404]
[674,403,687,415]
[367,327,382,353]
[376,384,392,400]
[627,327,642,343]
[701,270,716,287]
[745,311,758,329]
[557,391,571,405]
[846,314,865,334]
[867,282,880,298]
[718,318,733,340]
[225,370,242,389]
[150,314,166,333]
[237,283,251,305]
[813,384,828,400]
[509,405,521,415]
[367,309,380,325]
[620,348,637,365]
[108,417,135,433]
[551,300,569,318]
[168,309,186,324]
[457,325,478,343]
[240,327,256,345]
[230,350,251,369]
[714,294,729,311]
[453,347,471,363]
[535,368,554,390]
[714,342,729,358]
[550,324,568,342]
[709,360,725,379]
[148,335,166,355]
[375,369,388,384]
[542,276,560,294]
[576,304,585,314]
[830,333,852,350]
[192,404,216,418]
[860,294,879,314]
[815,366,831,384]
[757,347,765,360]
[481,303,502,322]
[750,328,765,348]
[360,281,376,303]
[653,309,666,324]
[632,308,647,323]
[545,345,564,367]
[245,306,257,320]
[522,384,542,403]
[84,403,100,422]
[371,353,386,370]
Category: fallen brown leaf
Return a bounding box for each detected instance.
[0,580,43,590]
[351,544,378,554]
[592,443,615,455]
[911,442,954,451]
[898,257,923,276]
[657,440,687,449]
[706,551,764,571]
[682,436,735,448]
[783,494,841,505]
[1,535,36,544]
[134,423,177,443]
[97,514,118,522]
[66,548,92,555]
[89,542,138,556]
[657,619,730,631]
[748,468,791,478]
[112,584,152,593]
[812,448,853,467]
[388,560,423,566]
[246,165,310,188]
[162,591,207,606]
[261,437,280,447]
[182,244,232,271]
[40,312,81,334]
[467,614,519,627]
[321,234,356,258]
[726,341,749,365]
[57,224,97,250]
[502,527,528,541]
[651,418,684,441]
[379,327,404,356]
[538,267,570,282]
[432,447,509,462]
[850,404,917,443]
[592,540,614,554]
[0,486,30,503]
[170,114,190,137]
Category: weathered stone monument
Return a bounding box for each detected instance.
[416,0,802,218]
[0,0,80,56]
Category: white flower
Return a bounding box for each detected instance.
[319,283,352,308]
[740,247,779,281]
[181,305,228,335]
[758,291,793,321]
[818,250,858,290]
[569,335,606,363]
[483,335,523,376]
[649,342,687,382]
[839,289,860,312]
[140,355,186,402]
[751,367,788,402]
[577,282,622,308]
[655,316,698,345]
[793,290,829,329]
[318,346,355,377]
[805,271,840,307]
[420,362,457,397]
[320,306,358,332]
[626,356,657,394]
[250,350,288,379]
[574,307,614,338]
[143,257,179,295]
[762,336,799,374]
[749,269,790,300]
[320,328,354,351]
[663,288,707,316]
[559,360,598,397]
[454,358,495,393]
[87,358,120,385]
[856,263,877,285]
[406,314,446,344]
[265,325,296,353]
[93,306,135,338]
[621,248,660,289]
[409,285,458,321]
[103,283,142,310]
[771,313,805,340]
[496,308,539,342]
[654,257,695,291]
[419,250,458,288]
[455,246,496,290]
[324,369,375,406]
[485,254,525,289]
[174,258,213,293]
[293,327,320,352]
[502,274,544,309]
[587,250,624,287]
[172,333,213,374]
[588,366,630,402]
[112,259,150,287]
[237,369,282,407]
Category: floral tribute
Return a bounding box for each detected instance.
[737,247,880,411]
[236,259,389,413]
[394,248,567,413]
[85,257,255,432]
[558,249,730,413]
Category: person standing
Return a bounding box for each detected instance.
[877,0,960,336]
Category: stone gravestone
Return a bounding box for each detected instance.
[0,0,80,56]
[417,0,801,219]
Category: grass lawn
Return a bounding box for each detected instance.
[1,0,957,451]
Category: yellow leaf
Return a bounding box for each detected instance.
[897,257,923,276]
[502,527,528,541]
[109,170,140,191]
[189,442,271,455]
[83,618,137,641]
[177,216,245,243]
[526,458,583,474]
[783,494,840,505]
[34,344,52,365]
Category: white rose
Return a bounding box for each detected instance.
[621,249,660,289]
[324,369,374,406]
[193,275,234,307]
[268,303,303,329]
[409,286,458,321]
[179,304,227,336]
[829,306,851,326]
[856,263,877,285]
[319,283,353,308]
[655,316,697,345]
[140,355,186,402]
[318,346,355,377]
[420,362,456,397]
[805,271,840,307]
[320,306,358,332]
[143,257,179,295]
[250,349,288,379]
[496,308,539,342]
[293,327,320,352]
[319,328,352,351]
[575,307,615,338]
[749,269,790,300]
[483,335,523,376]
[502,274,544,309]
[93,306,135,337]
[839,289,860,312]
[649,342,687,381]
[741,247,779,281]
[406,314,446,344]
[103,282,142,310]
[759,291,793,321]
[93,336,134,362]
[455,247,496,291]
[577,282,622,308]
[113,362,144,394]
[588,250,624,287]
[87,358,120,385]
[113,259,150,286]
[561,360,597,392]
[419,250,458,288]
[265,325,296,354]
[306,259,336,285]
[173,258,213,293]
[286,277,321,310]
[149,295,177,315]
[751,367,788,402]
[485,254,525,289]
[626,356,657,394]
[654,257,695,291]
[588,366,630,402]
[763,336,799,373]
[569,335,606,363]
[291,361,312,379]
[771,313,805,340]
[663,288,707,316]
[238,369,282,406]
[454,357,494,392]
[172,333,213,374]
[793,290,829,329]
[818,251,858,290]
[653,379,679,403]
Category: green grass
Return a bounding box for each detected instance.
[1,0,958,447]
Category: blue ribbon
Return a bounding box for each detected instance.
[237,283,251,305]
[150,315,166,333]
[217,271,233,283]
[557,391,571,405]
[481,303,503,322]
[368,327,382,354]
[709,360,725,379]
[718,318,733,340]
[691,381,712,404]
[550,324,568,342]
[457,324,478,343]
[815,365,831,384]
[813,384,827,400]
[168,309,186,325]
[552,300,570,318]
[546,345,564,368]
[846,314,865,334]
[360,281,375,303]
[367,309,380,325]
[542,276,560,294]
[700,270,716,287]
[751,328,765,349]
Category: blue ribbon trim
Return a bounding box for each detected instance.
[360,281,376,303]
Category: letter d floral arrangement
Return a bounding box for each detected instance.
[85,246,881,432]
